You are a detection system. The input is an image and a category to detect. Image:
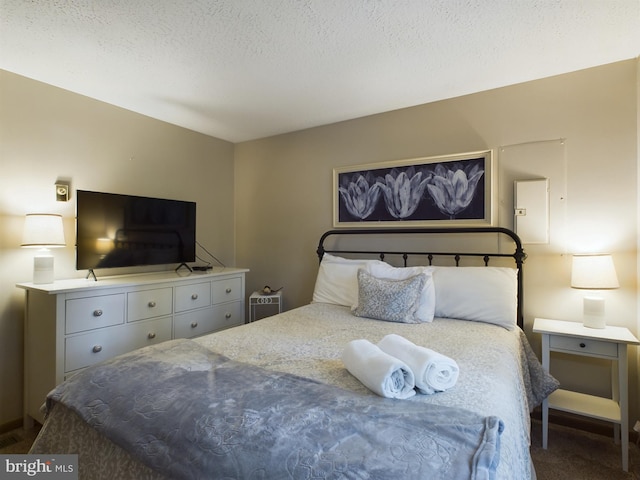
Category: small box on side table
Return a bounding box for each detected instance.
[248,290,283,322]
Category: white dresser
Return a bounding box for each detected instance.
[17,268,248,427]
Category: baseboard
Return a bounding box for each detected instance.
[0,419,23,435]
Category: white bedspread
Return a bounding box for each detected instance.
[195,303,540,480]
[32,303,554,480]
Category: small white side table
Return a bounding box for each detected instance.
[533,317,639,472]
[248,290,283,322]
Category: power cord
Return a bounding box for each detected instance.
[195,240,226,269]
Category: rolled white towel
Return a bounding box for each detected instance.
[342,339,416,399]
[378,334,459,394]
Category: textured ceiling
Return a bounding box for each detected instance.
[1,0,639,142]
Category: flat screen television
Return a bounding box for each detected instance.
[76,190,196,271]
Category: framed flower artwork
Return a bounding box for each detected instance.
[333,150,494,227]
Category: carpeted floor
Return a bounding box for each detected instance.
[0,426,39,454]
[1,420,639,478]
[530,420,640,480]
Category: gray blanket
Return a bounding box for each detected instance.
[47,339,504,480]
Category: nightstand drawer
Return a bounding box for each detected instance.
[549,335,618,358]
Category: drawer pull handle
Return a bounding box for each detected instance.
[148,332,156,339]
[92,345,103,353]
[93,309,103,317]
[225,313,232,319]
[148,301,156,308]
[226,288,232,294]
[191,293,198,300]
[579,342,586,348]
[191,322,198,328]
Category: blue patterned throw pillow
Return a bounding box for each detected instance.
[353,269,427,323]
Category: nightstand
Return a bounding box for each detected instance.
[533,317,639,471]
[248,290,283,322]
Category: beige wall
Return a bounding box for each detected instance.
[235,60,639,426]
[0,70,236,428]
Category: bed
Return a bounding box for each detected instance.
[30,227,558,480]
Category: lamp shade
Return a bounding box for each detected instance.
[21,214,66,248]
[571,254,619,290]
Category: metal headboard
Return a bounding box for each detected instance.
[317,227,526,329]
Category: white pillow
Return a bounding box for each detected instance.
[360,263,435,323]
[312,253,385,307]
[431,266,518,330]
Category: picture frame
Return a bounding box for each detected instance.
[334,150,494,227]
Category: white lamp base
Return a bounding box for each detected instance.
[583,296,606,329]
[33,254,54,284]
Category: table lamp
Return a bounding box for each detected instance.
[21,213,66,284]
[571,253,619,329]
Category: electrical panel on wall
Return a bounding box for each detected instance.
[514,178,549,244]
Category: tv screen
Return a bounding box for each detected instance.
[76,190,196,270]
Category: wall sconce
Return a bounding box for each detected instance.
[21,214,66,284]
[55,183,70,202]
[571,253,619,329]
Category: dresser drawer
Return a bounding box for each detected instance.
[174,303,242,338]
[211,301,243,331]
[175,282,211,312]
[174,309,217,338]
[122,316,172,350]
[212,277,242,304]
[65,325,129,372]
[127,287,173,322]
[65,317,172,372]
[549,335,618,358]
[65,294,125,334]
